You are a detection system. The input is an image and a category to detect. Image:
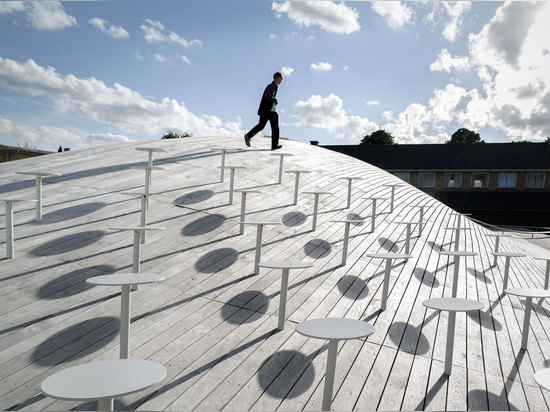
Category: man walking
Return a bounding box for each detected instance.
[244,72,283,150]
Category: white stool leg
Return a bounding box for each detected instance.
[278,268,289,330]
[147,151,153,186]
[545,261,550,290]
[120,285,131,359]
[322,339,338,411]
[341,222,351,266]
[454,228,460,251]
[419,206,424,236]
[311,194,319,231]
[5,201,14,259]
[493,237,500,266]
[140,195,147,244]
[452,255,460,298]
[405,223,411,254]
[381,258,392,311]
[239,192,247,235]
[346,179,352,209]
[293,173,300,205]
[278,155,284,184]
[503,256,511,291]
[98,397,114,411]
[35,176,42,222]
[220,151,226,182]
[444,311,456,375]
[132,230,141,291]
[390,187,395,213]
[144,169,151,210]
[371,200,377,232]
[229,168,235,204]
[521,296,533,350]
[254,224,263,274]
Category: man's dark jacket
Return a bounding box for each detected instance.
[257,81,278,116]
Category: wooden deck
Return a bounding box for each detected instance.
[1,135,550,411]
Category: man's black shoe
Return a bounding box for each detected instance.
[244,134,251,147]
[271,145,282,150]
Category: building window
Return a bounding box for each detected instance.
[498,173,517,188]
[418,173,435,188]
[526,173,545,188]
[393,172,410,183]
[471,173,489,188]
[444,173,462,188]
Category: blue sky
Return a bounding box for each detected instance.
[0,1,549,152]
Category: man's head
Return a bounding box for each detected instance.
[273,72,283,85]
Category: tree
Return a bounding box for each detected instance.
[161,130,192,139]
[360,129,395,145]
[446,128,485,144]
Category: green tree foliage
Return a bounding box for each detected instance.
[161,130,192,139]
[446,128,485,144]
[360,129,396,145]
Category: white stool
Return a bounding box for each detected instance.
[109,226,165,289]
[270,152,294,184]
[363,197,386,233]
[129,166,165,209]
[296,318,375,411]
[87,273,164,358]
[339,176,363,209]
[303,191,332,231]
[438,250,477,297]
[411,204,434,236]
[135,146,166,186]
[492,251,526,291]
[330,219,364,266]
[533,256,550,289]
[382,183,404,213]
[285,170,311,205]
[257,260,313,330]
[212,148,234,182]
[121,192,165,244]
[534,368,550,392]
[15,171,61,221]
[444,226,472,251]
[423,298,483,375]
[395,221,421,254]
[1,198,38,258]
[41,359,166,411]
[219,165,246,204]
[451,212,472,228]
[365,252,412,310]
[239,221,280,274]
[234,189,261,235]
[486,233,510,266]
[505,288,550,350]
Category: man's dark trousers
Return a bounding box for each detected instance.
[246,111,279,149]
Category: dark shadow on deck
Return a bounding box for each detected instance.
[37,264,115,299]
[182,214,226,236]
[282,212,307,227]
[41,202,107,223]
[221,291,269,324]
[337,275,369,300]
[29,230,106,256]
[175,190,215,205]
[414,267,440,287]
[195,248,239,273]
[257,350,315,398]
[378,237,399,252]
[304,239,332,259]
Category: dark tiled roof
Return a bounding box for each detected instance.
[435,190,550,212]
[322,143,550,170]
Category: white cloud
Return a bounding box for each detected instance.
[371,1,413,29]
[140,19,202,48]
[383,111,393,121]
[89,17,129,39]
[441,1,471,42]
[178,55,191,65]
[430,49,471,73]
[154,54,167,62]
[310,62,332,72]
[293,94,378,141]
[26,1,77,30]
[0,2,26,14]
[343,65,349,72]
[366,100,379,106]
[0,57,243,138]
[272,1,360,34]
[85,133,133,146]
[281,66,294,77]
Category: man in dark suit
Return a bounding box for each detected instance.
[244,72,283,150]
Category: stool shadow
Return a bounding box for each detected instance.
[304,239,332,259]
[257,350,315,398]
[30,230,106,256]
[414,267,440,287]
[378,237,398,252]
[41,202,107,223]
[282,211,307,227]
[388,311,437,356]
[182,214,226,236]
[37,264,115,299]
[31,316,119,366]
[337,275,369,300]
[468,268,492,284]
[221,290,269,325]
[467,300,504,331]
[174,189,215,205]
[428,241,443,252]
[195,248,239,273]
[346,213,365,226]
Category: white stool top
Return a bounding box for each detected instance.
[239,221,280,226]
[87,273,165,286]
[211,147,235,152]
[15,171,61,177]
[363,196,386,200]
[491,252,526,258]
[296,318,375,341]
[395,221,422,225]
[365,252,413,260]
[285,170,311,174]
[444,227,472,231]
[0,198,38,203]
[423,298,484,312]
[270,153,294,157]
[41,359,166,401]
[257,260,313,270]
[130,166,165,171]
[121,191,165,197]
[109,226,166,231]
[452,212,472,216]
[505,288,550,299]
[439,251,477,257]
[534,368,550,391]
[303,191,332,195]
[234,189,262,193]
[485,233,510,237]
[383,183,405,187]
[533,256,550,261]
[330,219,365,224]
[339,176,363,180]
[135,147,166,153]
[219,165,246,169]
[411,204,435,208]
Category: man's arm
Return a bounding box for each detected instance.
[262,83,278,105]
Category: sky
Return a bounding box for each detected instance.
[0,0,549,152]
